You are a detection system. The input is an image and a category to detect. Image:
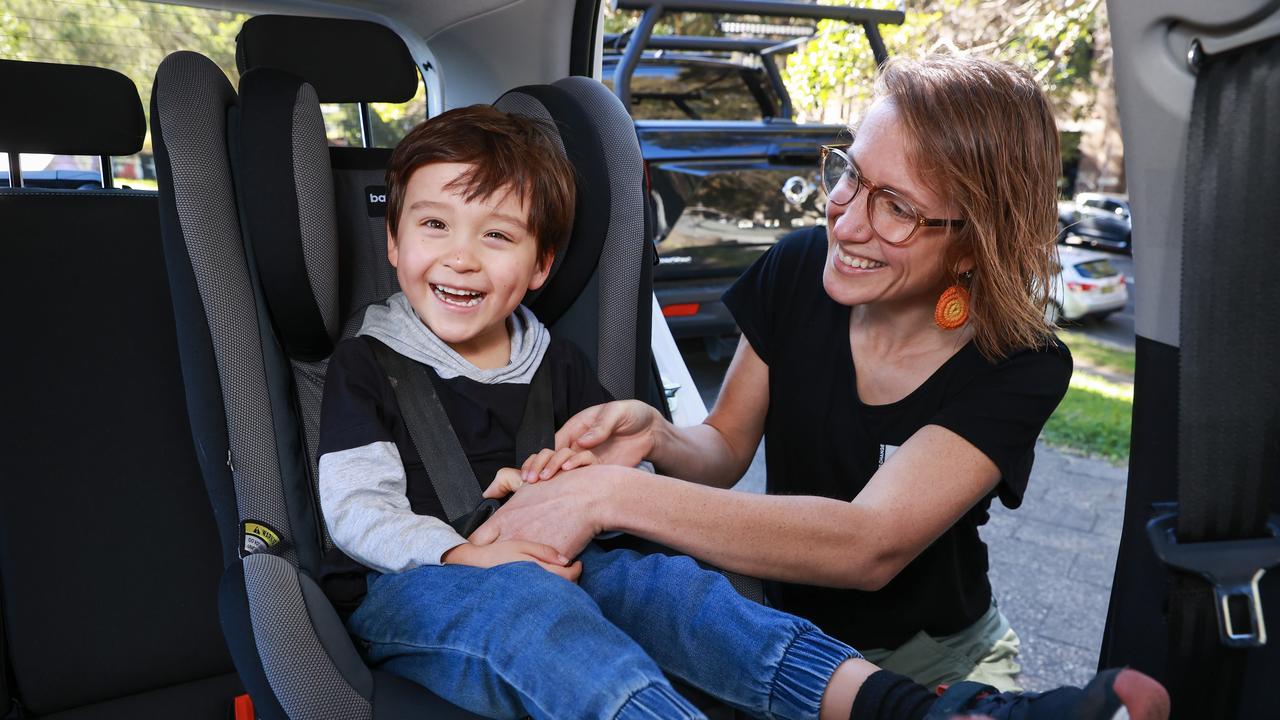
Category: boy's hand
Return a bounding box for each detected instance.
[442,540,582,583]
[520,447,600,484]
[482,467,526,499]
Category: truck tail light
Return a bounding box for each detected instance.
[663,303,700,317]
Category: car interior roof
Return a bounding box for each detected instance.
[164,0,590,110]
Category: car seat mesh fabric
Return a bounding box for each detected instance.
[241,554,371,720]
[554,77,645,401]
[152,51,300,567]
[494,77,646,400]
[330,149,401,339]
[290,84,341,341]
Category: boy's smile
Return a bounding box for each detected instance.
[388,162,552,368]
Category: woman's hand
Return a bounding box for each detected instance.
[442,539,582,583]
[549,400,661,476]
[469,466,612,559]
[520,447,600,484]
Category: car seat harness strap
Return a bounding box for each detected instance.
[371,342,555,537]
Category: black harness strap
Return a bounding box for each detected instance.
[1148,35,1280,719]
[370,342,556,530]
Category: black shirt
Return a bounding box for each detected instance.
[316,334,613,610]
[721,227,1072,650]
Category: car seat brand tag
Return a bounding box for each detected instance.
[241,520,283,557]
[878,444,899,466]
[366,185,387,217]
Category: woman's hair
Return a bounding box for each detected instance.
[385,105,575,264]
[875,54,1060,359]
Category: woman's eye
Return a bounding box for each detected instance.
[888,200,913,220]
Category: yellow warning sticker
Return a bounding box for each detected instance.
[242,520,282,556]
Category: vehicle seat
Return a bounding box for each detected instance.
[151,14,657,718]
[0,59,242,718]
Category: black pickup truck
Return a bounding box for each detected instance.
[604,0,902,358]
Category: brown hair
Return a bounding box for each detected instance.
[385,105,575,263]
[875,55,1060,359]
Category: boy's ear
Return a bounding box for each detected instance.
[386,225,399,268]
[527,249,555,292]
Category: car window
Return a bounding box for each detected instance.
[1074,259,1119,279]
[604,61,774,121]
[318,77,427,148]
[0,0,250,191]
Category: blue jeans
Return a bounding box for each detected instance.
[348,544,860,720]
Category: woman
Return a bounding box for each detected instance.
[475,54,1072,693]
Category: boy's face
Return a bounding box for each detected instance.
[388,162,551,362]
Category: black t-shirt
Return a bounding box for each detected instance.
[316,334,613,609]
[721,227,1072,650]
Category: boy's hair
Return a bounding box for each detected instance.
[385,105,576,264]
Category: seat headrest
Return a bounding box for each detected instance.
[236,16,418,104]
[0,60,144,156]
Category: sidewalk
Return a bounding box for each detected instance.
[984,442,1127,691]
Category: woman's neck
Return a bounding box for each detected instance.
[850,295,969,355]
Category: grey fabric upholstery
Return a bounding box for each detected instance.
[243,553,372,720]
[291,83,341,342]
[153,50,301,566]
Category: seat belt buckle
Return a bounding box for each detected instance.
[1146,510,1280,648]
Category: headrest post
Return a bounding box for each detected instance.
[6,152,20,188]
[358,103,373,149]
[99,155,114,189]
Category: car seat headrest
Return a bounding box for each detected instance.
[237,67,341,361]
[236,16,418,104]
[0,59,145,155]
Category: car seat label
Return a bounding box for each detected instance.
[878,444,899,466]
[241,520,283,556]
[366,185,387,217]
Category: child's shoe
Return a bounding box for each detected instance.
[925,668,1170,720]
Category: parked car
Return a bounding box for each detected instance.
[601,5,901,358]
[1057,192,1132,253]
[1047,246,1128,324]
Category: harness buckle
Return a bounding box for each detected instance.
[1147,510,1280,648]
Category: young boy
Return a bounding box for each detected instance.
[317,106,1166,720]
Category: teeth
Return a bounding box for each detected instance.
[432,284,484,307]
[837,250,886,269]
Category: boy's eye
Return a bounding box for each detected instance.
[421,218,446,230]
[485,231,513,243]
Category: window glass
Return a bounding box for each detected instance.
[0,153,7,188]
[0,0,249,191]
[319,73,428,148]
[604,61,775,121]
[1075,259,1118,279]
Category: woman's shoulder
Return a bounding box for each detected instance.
[957,334,1073,392]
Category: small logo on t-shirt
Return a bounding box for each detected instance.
[366,185,387,217]
[878,444,899,466]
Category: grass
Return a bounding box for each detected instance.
[1042,335,1135,463]
[1057,329,1134,377]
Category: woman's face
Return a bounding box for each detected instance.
[822,99,962,310]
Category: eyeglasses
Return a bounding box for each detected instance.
[820,144,965,245]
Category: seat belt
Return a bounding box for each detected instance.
[370,341,555,535]
[1145,35,1280,719]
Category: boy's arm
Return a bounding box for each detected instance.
[319,441,467,574]
[318,339,466,574]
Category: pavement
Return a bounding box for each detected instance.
[683,346,1128,693]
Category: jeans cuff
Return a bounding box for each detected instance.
[769,629,863,720]
[615,681,704,720]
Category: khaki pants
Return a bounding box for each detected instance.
[859,600,1022,692]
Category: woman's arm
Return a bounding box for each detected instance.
[476,422,1001,590]
[550,336,770,489]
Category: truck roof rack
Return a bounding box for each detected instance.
[607,0,904,118]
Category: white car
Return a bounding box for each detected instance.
[1049,246,1128,323]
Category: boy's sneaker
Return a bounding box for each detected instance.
[925,668,1170,720]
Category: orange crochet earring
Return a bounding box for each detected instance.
[934,271,973,330]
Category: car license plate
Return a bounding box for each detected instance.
[1100,285,1115,293]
